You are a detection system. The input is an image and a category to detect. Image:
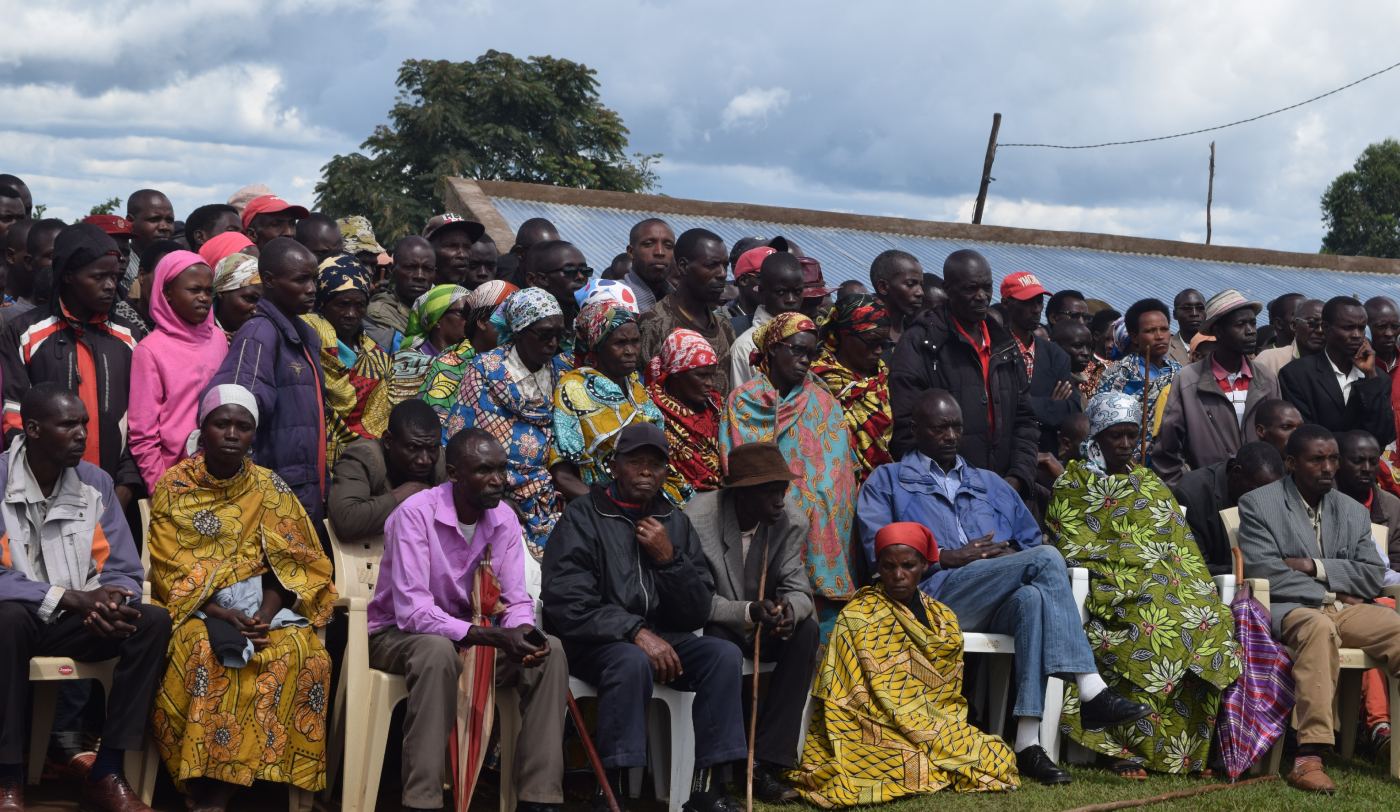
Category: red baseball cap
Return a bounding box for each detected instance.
[1000,271,1048,301]
[733,246,776,281]
[82,214,133,237]
[240,194,310,229]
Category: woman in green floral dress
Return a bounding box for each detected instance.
[1047,391,1241,778]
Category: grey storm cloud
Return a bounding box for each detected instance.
[4,0,1400,252]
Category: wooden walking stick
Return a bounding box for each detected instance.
[1139,344,1152,462]
[568,691,622,812]
[746,534,773,812]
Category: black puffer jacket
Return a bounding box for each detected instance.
[889,305,1039,488]
[542,487,715,650]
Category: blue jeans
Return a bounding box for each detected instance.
[934,546,1095,718]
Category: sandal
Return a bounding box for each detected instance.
[1108,760,1148,780]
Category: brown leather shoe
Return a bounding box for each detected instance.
[0,780,23,812]
[1286,757,1337,794]
[81,774,153,812]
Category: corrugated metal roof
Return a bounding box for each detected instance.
[489,196,1400,310]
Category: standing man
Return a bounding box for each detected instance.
[639,228,736,393]
[686,442,817,803]
[1167,288,1206,366]
[329,399,448,543]
[543,424,746,812]
[369,428,568,812]
[621,218,675,313]
[725,237,768,334]
[496,218,559,287]
[1238,424,1400,793]
[890,249,1038,497]
[240,194,308,249]
[366,236,436,352]
[1264,293,1307,351]
[728,251,805,388]
[1279,296,1394,447]
[1045,289,1090,328]
[0,384,173,812]
[523,240,590,355]
[1365,296,1400,377]
[293,213,344,265]
[1252,398,1306,456]
[207,238,328,523]
[422,214,487,288]
[1051,318,1099,406]
[1154,290,1279,486]
[1256,298,1325,380]
[1000,271,1077,454]
[183,204,241,253]
[868,250,924,348]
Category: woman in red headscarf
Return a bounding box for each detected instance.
[791,522,1018,806]
[646,328,723,504]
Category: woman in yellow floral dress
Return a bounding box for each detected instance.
[148,384,337,811]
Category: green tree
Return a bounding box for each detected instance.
[88,196,121,216]
[316,50,660,242]
[1321,138,1400,257]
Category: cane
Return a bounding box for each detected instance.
[1139,343,1152,462]
[568,691,622,812]
[746,534,773,812]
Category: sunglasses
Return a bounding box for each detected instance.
[520,325,565,342]
[773,341,820,361]
[546,265,594,280]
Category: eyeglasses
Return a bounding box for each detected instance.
[439,306,467,321]
[772,341,820,361]
[546,265,594,280]
[853,332,896,353]
[520,325,565,343]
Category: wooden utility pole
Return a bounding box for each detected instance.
[1206,141,1216,245]
[972,112,1001,224]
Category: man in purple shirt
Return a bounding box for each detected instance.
[367,428,568,812]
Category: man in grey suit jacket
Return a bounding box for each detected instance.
[685,442,816,803]
[1237,423,1400,794]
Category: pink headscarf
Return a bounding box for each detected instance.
[150,251,222,345]
[198,231,254,268]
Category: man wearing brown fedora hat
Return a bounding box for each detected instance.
[686,442,817,802]
[1153,289,1280,487]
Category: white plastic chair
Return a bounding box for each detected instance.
[564,674,694,812]
[1221,507,1400,778]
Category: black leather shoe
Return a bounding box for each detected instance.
[1081,689,1154,730]
[751,763,799,803]
[0,779,23,812]
[682,789,742,812]
[1016,745,1072,785]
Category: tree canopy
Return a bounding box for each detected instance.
[1321,138,1400,257]
[316,50,659,243]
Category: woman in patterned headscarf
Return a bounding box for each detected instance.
[722,311,858,633]
[419,280,518,423]
[212,252,262,342]
[387,283,469,405]
[810,294,893,484]
[549,299,673,502]
[1046,391,1240,778]
[444,287,572,557]
[646,328,724,503]
[303,255,392,466]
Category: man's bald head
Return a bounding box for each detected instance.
[514,218,559,253]
[942,249,990,285]
[912,389,963,467]
[126,188,168,216]
[393,235,433,261]
[1366,296,1398,319]
[914,389,962,426]
[259,236,316,278]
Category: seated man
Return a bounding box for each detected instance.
[1171,441,1285,575]
[1238,424,1400,793]
[368,428,568,812]
[857,390,1151,786]
[1252,397,1305,457]
[686,442,818,803]
[0,383,172,812]
[1336,430,1400,574]
[543,423,745,812]
[328,398,448,542]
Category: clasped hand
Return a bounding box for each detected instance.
[63,585,141,639]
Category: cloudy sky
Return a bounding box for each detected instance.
[6,0,1400,253]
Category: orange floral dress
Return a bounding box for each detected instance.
[148,454,337,791]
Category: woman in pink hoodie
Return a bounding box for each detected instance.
[130,250,228,491]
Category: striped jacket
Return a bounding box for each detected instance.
[0,304,146,490]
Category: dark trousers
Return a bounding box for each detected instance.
[568,635,748,770]
[707,617,819,768]
[0,600,172,764]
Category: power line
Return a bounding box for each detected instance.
[998,58,1400,150]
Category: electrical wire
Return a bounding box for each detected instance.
[998,58,1400,149]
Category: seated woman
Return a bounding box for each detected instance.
[645,328,723,503]
[388,283,468,406]
[722,311,858,626]
[1047,391,1241,778]
[549,298,674,502]
[419,279,517,422]
[211,252,261,343]
[809,294,893,485]
[791,522,1018,807]
[148,384,337,812]
[444,287,571,558]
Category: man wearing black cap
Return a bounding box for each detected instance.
[423,214,488,288]
[543,423,746,812]
[686,442,817,803]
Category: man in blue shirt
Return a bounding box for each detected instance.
[857,390,1150,786]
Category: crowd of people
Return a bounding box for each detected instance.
[0,172,1399,812]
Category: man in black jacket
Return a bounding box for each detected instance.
[889,249,1039,495]
[542,423,746,812]
[1279,296,1395,448]
[1171,441,1285,575]
[999,271,1079,453]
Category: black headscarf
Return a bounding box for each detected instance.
[50,223,119,314]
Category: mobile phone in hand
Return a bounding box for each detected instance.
[524,627,547,647]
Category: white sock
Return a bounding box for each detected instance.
[1076,672,1108,702]
[1014,717,1041,753]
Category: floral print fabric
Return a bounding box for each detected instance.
[1047,460,1241,774]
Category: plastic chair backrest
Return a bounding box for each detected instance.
[325,520,385,603]
[1372,523,1389,564]
[1219,507,1243,582]
[137,498,152,575]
